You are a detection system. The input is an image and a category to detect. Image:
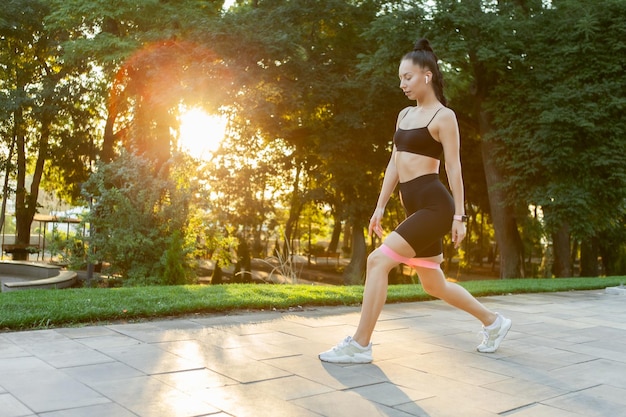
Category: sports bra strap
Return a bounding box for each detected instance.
[400,107,411,121]
[426,107,444,127]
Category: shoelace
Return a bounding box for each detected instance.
[334,336,352,350]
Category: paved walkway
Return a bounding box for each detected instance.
[1,290,625,417]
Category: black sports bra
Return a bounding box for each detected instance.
[393,108,443,159]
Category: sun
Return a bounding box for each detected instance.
[178,107,228,160]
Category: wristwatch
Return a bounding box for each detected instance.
[453,215,469,222]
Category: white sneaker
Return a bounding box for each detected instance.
[319,336,373,363]
[477,313,512,353]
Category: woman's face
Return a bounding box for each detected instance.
[398,59,430,101]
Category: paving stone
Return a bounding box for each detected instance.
[90,375,219,417]
[0,392,34,417]
[37,402,137,417]
[291,389,418,417]
[542,384,626,417]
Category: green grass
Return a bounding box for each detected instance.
[1,277,624,331]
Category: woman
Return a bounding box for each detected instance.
[319,39,511,364]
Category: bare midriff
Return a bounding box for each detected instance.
[394,151,440,183]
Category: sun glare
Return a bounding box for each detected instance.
[178,108,228,160]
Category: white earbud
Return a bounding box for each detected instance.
[425,76,429,84]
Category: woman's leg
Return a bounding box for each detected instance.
[319,234,409,363]
[414,261,497,326]
[351,233,410,347]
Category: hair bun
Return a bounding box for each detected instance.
[413,38,433,53]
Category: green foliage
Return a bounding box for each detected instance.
[487,0,626,239]
[81,151,203,285]
[4,0,626,280]
[162,230,190,286]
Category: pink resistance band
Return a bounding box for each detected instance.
[379,244,441,270]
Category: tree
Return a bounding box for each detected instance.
[209,0,386,283]
[81,151,206,284]
[427,0,552,278]
[487,0,626,276]
[0,0,100,259]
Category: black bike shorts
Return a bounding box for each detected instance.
[395,173,455,257]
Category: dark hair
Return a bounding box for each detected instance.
[402,38,447,106]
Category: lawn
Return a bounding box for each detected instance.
[0,277,624,331]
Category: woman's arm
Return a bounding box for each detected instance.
[370,147,399,238]
[439,108,466,248]
[369,108,410,237]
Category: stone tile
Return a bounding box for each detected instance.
[54,326,119,339]
[349,381,432,406]
[216,337,299,361]
[270,356,388,390]
[74,334,143,350]
[408,395,509,417]
[0,336,29,359]
[61,361,145,384]
[247,374,333,400]
[282,311,361,328]
[0,392,33,417]
[0,356,55,377]
[292,389,418,417]
[190,310,284,327]
[236,330,307,347]
[370,339,444,361]
[198,384,322,417]
[543,358,626,390]
[372,361,528,415]
[106,321,215,343]
[481,376,568,402]
[152,368,238,393]
[91,375,219,417]
[504,403,587,417]
[184,328,254,349]
[391,350,510,386]
[17,339,114,369]
[96,342,204,375]
[210,321,279,336]
[275,337,337,359]
[40,349,114,369]
[0,364,110,414]
[543,384,626,417]
[562,342,626,363]
[38,402,137,417]
[204,353,291,383]
[2,330,67,346]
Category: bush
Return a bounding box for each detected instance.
[81,151,202,285]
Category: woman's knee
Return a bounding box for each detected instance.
[367,247,396,272]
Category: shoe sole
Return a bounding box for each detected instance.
[318,354,372,364]
[477,319,512,353]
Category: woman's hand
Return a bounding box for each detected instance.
[369,208,385,239]
[451,220,466,249]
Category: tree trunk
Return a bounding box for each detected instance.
[14,83,54,260]
[0,133,17,238]
[327,212,342,254]
[342,219,366,285]
[579,236,599,277]
[14,104,32,260]
[479,112,524,278]
[283,165,302,256]
[102,110,116,162]
[552,224,571,277]
[342,221,351,254]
